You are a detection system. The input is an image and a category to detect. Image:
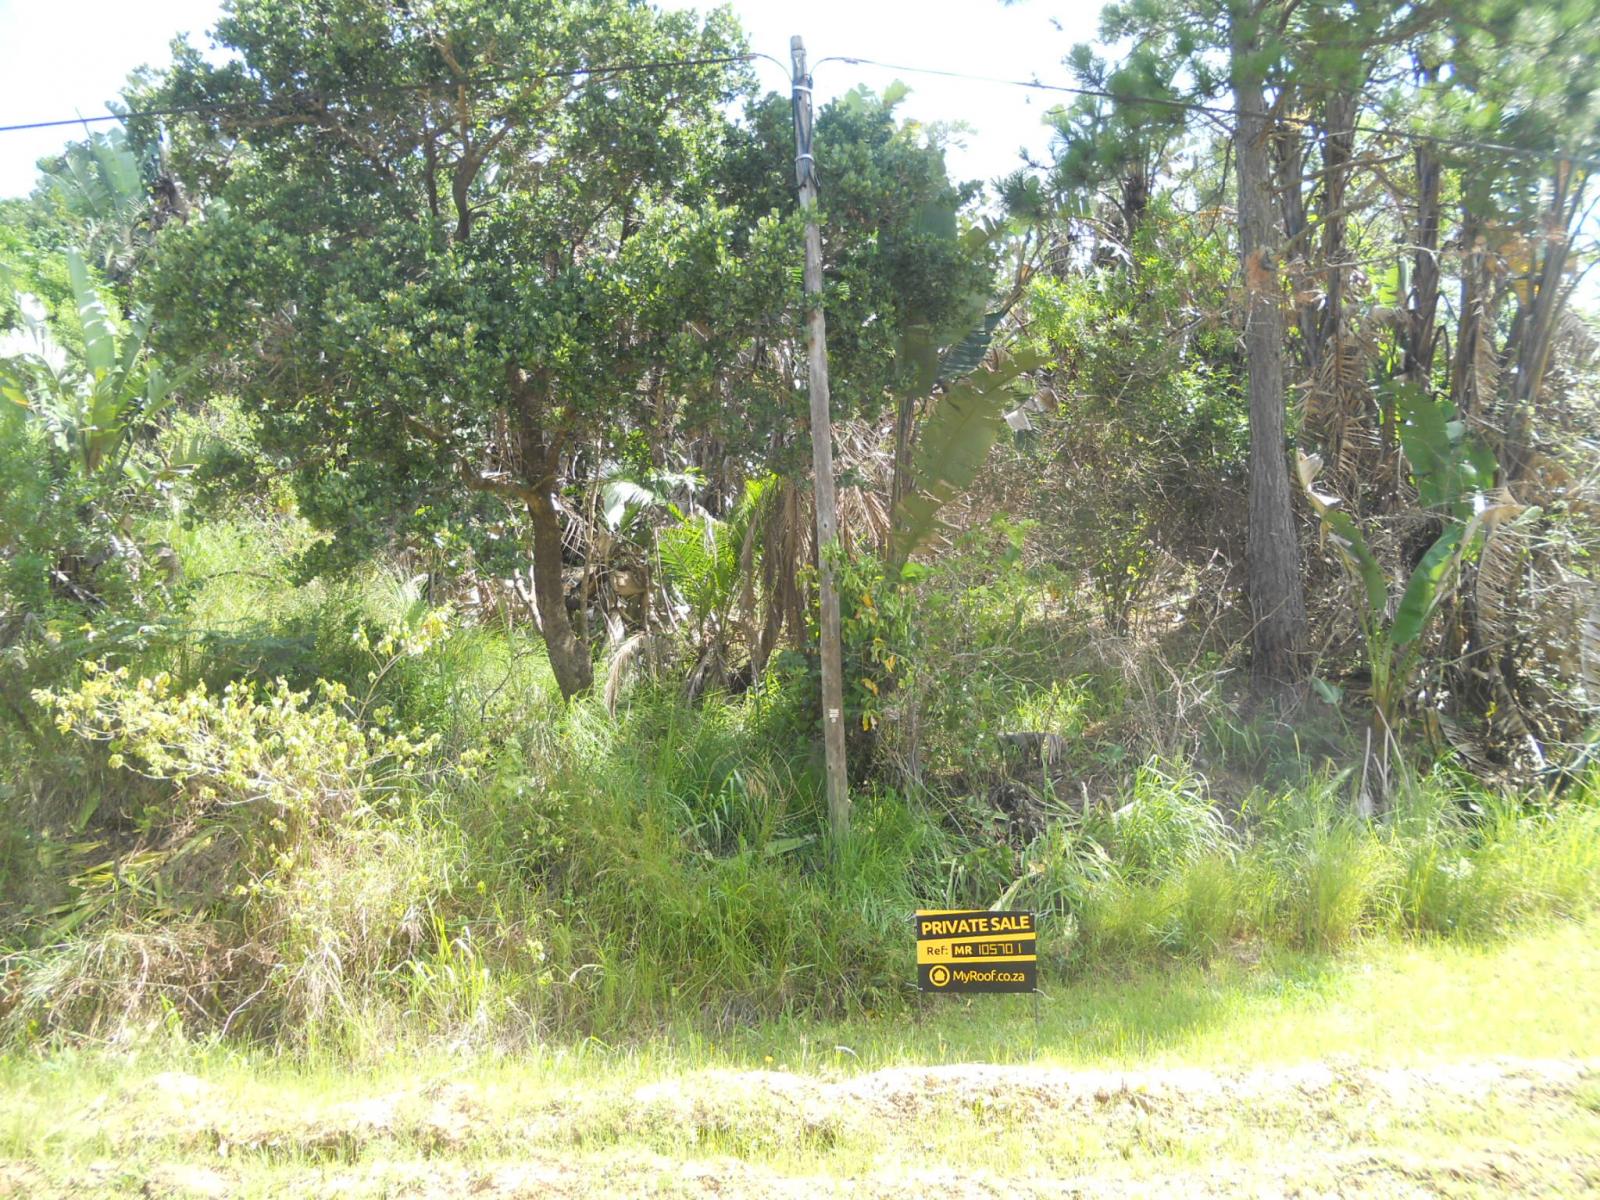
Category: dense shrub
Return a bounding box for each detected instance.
[1,453,1596,1056]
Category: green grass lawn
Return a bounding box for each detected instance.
[720,916,1600,1072]
[2,920,1597,1196]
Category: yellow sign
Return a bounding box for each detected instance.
[915,909,1037,993]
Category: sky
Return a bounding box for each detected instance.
[0,0,1106,199]
[0,0,222,196]
[658,0,1107,186]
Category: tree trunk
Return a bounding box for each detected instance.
[1233,6,1308,696]
[1503,164,1585,481]
[510,366,592,700]
[527,487,592,699]
[887,392,915,563]
[1315,90,1356,365]
[1450,212,1492,424]
[1270,110,1318,375]
[1404,147,1442,388]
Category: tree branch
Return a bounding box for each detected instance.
[402,412,537,505]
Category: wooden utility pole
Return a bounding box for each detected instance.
[791,35,849,836]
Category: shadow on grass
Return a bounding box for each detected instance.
[699,946,1349,1071]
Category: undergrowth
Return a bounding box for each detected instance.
[1,519,1598,1057]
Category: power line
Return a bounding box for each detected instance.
[0,52,785,136]
[0,45,1596,172]
[818,54,1600,172]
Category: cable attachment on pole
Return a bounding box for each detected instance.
[793,150,817,190]
[790,39,822,192]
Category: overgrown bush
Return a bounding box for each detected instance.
[9,616,1598,1055]
[3,474,1597,1055]
[2,646,467,1041]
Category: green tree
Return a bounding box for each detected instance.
[715,82,996,492]
[148,0,763,699]
[0,240,193,748]
[1089,0,1318,693]
[1047,44,1187,255]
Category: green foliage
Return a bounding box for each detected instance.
[34,660,444,887]
[43,128,157,287]
[1395,384,1495,519]
[6,0,1600,1069]
[1047,42,1186,243]
[1,249,181,481]
[1302,487,1389,629]
[7,566,1600,1051]
[140,2,999,704]
[3,590,487,1044]
[1016,199,1245,631]
[0,197,76,338]
[832,551,916,737]
[658,518,732,629]
[0,242,195,742]
[658,475,774,641]
[833,515,1080,788]
[889,348,1040,569]
[147,0,765,583]
[720,85,994,427]
[1009,762,1600,964]
[1298,387,1521,743]
[1086,760,1230,881]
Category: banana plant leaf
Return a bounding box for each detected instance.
[936,310,1007,385]
[1297,452,1387,627]
[1392,525,1465,648]
[66,248,116,379]
[1319,506,1389,627]
[1395,384,1493,514]
[890,349,1040,568]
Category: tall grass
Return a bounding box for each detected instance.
[14,652,1597,1056]
[1008,763,1600,964]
